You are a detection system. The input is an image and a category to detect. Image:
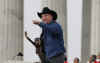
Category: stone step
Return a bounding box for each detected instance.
[4,60,41,63]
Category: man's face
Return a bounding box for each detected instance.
[89,56,93,61]
[41,14,53,24]
[74,59,79,63]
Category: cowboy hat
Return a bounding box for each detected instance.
[37,7,57,20]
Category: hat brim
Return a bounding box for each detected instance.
[37,12,42,18]
[37,12,51,18]
[37,11,57,20]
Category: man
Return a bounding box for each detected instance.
[33,7,65,63]
[95,53,100,63]
[74,57,80,63]
[87,55,97,63]
[64,56,68,63]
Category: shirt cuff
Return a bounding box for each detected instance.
[38,22,46,28]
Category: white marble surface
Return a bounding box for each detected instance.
[24,0,41,62]
[4,60,38,63]
[90,0,100,55]
[0,0,23,62]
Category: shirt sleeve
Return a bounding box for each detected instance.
[39,22,63,36]
[38,22,46,28]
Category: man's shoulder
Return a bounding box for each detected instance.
[52,22,61,27]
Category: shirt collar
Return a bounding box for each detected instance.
[48,20,55,24]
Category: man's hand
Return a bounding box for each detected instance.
[32,20,40,25]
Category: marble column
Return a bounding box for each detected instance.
[81,0,100,63]
[40,0,67,53]
[0,0,23,62]
[81,0,92,63]
[90,0,100,55]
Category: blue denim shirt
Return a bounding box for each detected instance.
[39,21,65,59]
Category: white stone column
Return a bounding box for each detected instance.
[90,0,100,55]
[0,0,23,62]
[40,0,67,52]
[81,0,92,63]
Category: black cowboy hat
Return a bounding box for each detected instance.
[37,7,57,20]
